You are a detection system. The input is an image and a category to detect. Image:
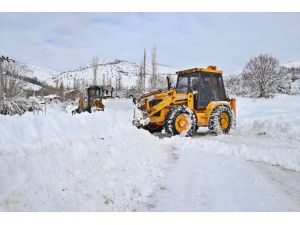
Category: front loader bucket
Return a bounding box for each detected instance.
[132,107,150,128]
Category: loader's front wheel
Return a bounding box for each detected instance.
[163,106,197,137]
[208,105,233,135]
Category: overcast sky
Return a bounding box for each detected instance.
[0,13,299,74]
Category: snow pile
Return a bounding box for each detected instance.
[0,99,170,211]
[1,95,300,211]
[163,95,300,171]
[291,79,300,94]
[0,98,42,116]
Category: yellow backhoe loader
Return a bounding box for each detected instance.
[73,85,106,114]
[133,66,236,136]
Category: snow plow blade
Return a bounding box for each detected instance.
[132,107,150,128]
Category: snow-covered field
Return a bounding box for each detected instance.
[0,95,300,211]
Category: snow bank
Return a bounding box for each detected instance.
[0,100,170,211]
[164,95,300,171]
[1,95,300,211]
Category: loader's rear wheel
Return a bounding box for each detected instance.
[163,106,197,137]
[143,123,163,133]
[208,105,233,135]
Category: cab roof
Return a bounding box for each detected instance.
[176,65,223,75]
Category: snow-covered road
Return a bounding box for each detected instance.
[150,95,300,211]
[152,147,300,211]
[0,95,300,211]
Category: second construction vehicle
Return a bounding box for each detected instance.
[74,85,106,113]
[133,66,236,136]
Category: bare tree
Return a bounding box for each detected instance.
[77,79,80,90]
[2,60,26,99]
[55,77,59,89]
[242,54,287,98]
[224,75,245,96]
[137,64,144,94]
[91,57,98,85]
[142,48,146,92]
[59,80,65,97]
[73,78,77,90]
[0,60,4,100]
[81,78,86,91]
[151,46,157,90]
[115,73,122,92]
[108,77,112,87]
[102,73,106,86]
[136,49,147,93]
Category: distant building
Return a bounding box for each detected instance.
[43,94,61,103]
[64,89,82,101]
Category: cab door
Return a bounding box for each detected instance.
[196,72,226,109]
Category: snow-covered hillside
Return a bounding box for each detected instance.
[22,80,42,91]
[0,95,300,211]
[21,59,300,96]
[25,64,59,81]
[20,59,177,91]
[46,59,177,89]
[282,60,300,69]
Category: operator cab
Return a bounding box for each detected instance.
[176,66,227,109]
[87,86,105,108]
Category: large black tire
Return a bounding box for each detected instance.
[163,105,197,137]
[208,105,233,135]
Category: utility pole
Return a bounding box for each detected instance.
[0,55,15,101]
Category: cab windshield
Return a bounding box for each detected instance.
[89,88,103,97]
[176,73,198,93]
[176,71,226,101]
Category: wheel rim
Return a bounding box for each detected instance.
[219,112,230,130]
[175,114,189,133]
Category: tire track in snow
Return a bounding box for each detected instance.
[152,147,300,211]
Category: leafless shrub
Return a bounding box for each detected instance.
[2,61,26,99]
[242,54,289,98]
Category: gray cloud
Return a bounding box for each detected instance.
[0,13,299,74]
